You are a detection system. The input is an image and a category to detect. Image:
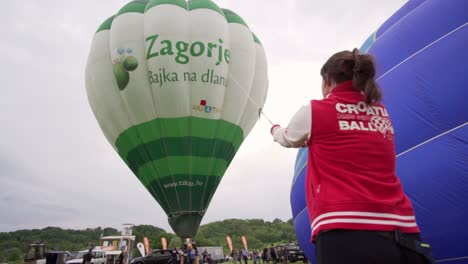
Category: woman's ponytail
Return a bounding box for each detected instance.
[352,48,381,104]
[321,48,382,104]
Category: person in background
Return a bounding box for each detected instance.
[271,48,434,264]
[231,249,238,264]
[252,249,259,264]
[182,245,188,264]
[269,245,277,264]
[202,249,208,264]
[82,248,93,264]
[187,244,196,264]
[194,245,199,264]
[281,247,289,264]
[275,247,282,264]
[172,248,179,264]
[262,248,268,264]
[178,247,185,264]
[241,248,248,264]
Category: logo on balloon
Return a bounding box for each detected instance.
[112,47,139,91]
[192,100,222,114]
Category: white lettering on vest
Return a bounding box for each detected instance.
[335,101,394,136]
[339,120,350,130]
[357,101,367,112]
[366,107,376,115]
[336,103,347,113]
[350,121,360,130]
[347,104,359,114]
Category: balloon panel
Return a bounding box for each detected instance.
[371,0,467,78]
[376,0,427,39]
[293,209,316,264]
[373,25,468,154]
[290,148,307,218]
[360,0,428,53]
[368,6,468,259]
[396,126,468,261]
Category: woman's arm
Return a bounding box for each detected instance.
[271,103,311,148]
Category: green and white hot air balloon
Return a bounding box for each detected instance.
[85,0,268,238]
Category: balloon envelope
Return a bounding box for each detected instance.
[291,0,468,262]
[290,148,315,264]
[86,0,268,238]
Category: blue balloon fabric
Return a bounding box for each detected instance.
[290,148,315,263]
[290,0,468,262]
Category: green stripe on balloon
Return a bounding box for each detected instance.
[125,138,236,174]
[137,156,228,181]
[144,1,248,27]
[188,0,225,18]
[253,33,262,45]
[97,2,252,36]
[116,0,149,16]
[145,0,188,12]
[115,117,244,158]
[222,9,248,27]
[96,16,115,33]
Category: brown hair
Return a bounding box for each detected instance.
[320,48,382,104]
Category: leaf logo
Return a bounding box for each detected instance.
[113,47,139,90]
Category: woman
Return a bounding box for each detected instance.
[271,49,433,264]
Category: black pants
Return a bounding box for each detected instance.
[315,230,432,264]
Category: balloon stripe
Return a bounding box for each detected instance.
[96,16,115,33]
[117,0,149,16]
[145,0,188,13]
[138,156,227,180]
[123,137,236,174]
[377,22,467,82]
[252,33,262,45]
[189,0,225,18]
[222,9,248,27]
[115,117,244,156]
[375,0,428,42]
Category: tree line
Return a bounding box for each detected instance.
[0,218,297,263]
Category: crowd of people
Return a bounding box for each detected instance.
[171,244,217,264]
[169,244,299,264]
[230,245,296,264]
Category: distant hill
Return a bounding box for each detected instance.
[0,218,296,263]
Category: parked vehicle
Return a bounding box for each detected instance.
[24,242,46,264]
[130,249,173,264]
[198,247,224,263]
[279,244,306,263]
[45,251,74,264]
[100,224,136,264]
[65,249,107,264]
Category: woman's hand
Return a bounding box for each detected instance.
[270,124,280,135]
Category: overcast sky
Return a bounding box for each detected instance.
[0,0,406,233]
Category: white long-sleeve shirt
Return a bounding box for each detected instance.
[272,102,312,148]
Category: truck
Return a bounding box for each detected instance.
[278,244,306,263]
[24,242,46,264]
[198,247,225,263]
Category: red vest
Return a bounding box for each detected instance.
[307,81,419,240]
